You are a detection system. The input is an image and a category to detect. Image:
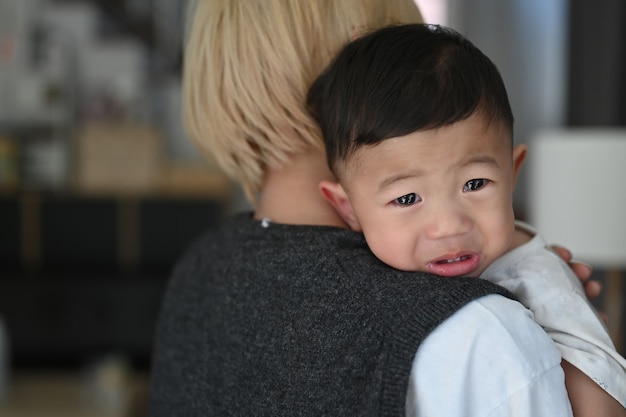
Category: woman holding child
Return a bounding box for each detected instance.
[149,1,624,416]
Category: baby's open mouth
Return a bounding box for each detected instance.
[427,253,480,277]
[437,255,473,264]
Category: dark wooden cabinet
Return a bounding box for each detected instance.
[0,192,224,368]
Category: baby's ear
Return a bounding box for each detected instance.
[319,180,362,231]
[512,144,528,185]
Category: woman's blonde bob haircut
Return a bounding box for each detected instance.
[184,0,422,201]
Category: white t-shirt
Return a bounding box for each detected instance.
[406,294,573,417]
[482,222,626,406]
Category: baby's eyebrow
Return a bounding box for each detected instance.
[377,169,425,193]
[461,155,500,168]
[375,155,501,192]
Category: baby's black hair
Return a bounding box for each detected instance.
[307,23,514,175]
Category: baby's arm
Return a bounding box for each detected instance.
[481,225,626,410]
[563,360,626,416]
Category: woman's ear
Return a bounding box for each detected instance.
[319,180,362,231]
[512,144,528,186]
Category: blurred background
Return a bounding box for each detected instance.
[0,0,624,415]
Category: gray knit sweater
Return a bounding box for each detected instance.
[149,213,513,416]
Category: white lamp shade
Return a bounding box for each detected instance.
[528,129,626,268]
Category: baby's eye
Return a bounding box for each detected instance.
[395,193,420,206]
[463,178,489,192]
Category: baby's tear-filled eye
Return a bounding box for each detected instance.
[463,179,488,192]
[395,193,420,206]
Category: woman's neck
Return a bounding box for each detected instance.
[254,150,347,228]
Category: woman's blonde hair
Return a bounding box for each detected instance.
[183,0,422,201]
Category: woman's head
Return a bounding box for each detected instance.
[183,0,422,201]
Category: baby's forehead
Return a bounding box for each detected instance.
[337,116,513,178]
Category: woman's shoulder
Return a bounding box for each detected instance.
[176,214,515,313]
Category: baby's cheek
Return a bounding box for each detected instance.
[364,232,416,271]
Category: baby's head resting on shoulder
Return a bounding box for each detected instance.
[308,24,527,277]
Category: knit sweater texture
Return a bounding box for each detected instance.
[149,213,514,416]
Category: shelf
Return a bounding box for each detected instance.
[0,371,148,417]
